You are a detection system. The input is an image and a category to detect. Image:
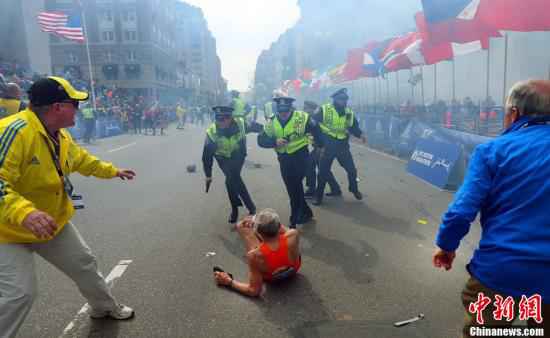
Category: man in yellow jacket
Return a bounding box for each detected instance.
[0,83,26,118]
[0,77,136,337]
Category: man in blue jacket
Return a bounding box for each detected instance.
[433,80,549,337]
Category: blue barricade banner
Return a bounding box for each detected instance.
[407,138,462,190]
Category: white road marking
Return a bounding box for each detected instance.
[59,260,133,338]
[107,142,137,153]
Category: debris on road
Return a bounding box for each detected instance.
[186,165,197,173]
[205,252,216,257]
[394,313,425,327]
[417,219,428,225]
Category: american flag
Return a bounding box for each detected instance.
[37,11,85,43]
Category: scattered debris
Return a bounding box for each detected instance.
[205,252,216,257]
[186,165,197,173]
[394,313,425,327]
[253,163,262,169]
[417,219,428,225]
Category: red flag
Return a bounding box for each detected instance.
[343,48,368,81]
[416,10,500,45]
[477,0,550,32]
[380,33,421,72]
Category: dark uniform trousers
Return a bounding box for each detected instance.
[278,147,312,225]
[216,155,255,212]
[317,140,358,198]
[306,147,340,193]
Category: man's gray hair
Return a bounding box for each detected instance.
[255,208,281,238]
[506,80,550,117]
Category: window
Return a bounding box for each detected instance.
[102,10,113,22]
[124,30,137,41]
[102,31,114,41]
[122,10,136,22]
[67,52,78,64]
[128,51,136,62]
[105,51,113,62]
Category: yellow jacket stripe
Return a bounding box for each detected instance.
[0,120,27,167]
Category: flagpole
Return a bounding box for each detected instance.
[80,2,97,110]
[386,75,390,105]
[420,66,425,107]
[433,63,438,103]
[502,33,509,104]
[452,59,456,102]
[485,43,491,99]
[374,77,378,113]
[410,69,414,104]
[396,71,400,106]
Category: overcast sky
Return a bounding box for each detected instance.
[183,0,300,91]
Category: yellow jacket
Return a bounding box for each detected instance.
[0,98,23,117]
[0,109,119,243]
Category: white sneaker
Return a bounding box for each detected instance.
[90,304,135,320]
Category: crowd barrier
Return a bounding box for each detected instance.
[360,113,496,190]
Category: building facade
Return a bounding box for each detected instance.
[46,0,225,103]
[0,0,52,75]
[174,2,226,106]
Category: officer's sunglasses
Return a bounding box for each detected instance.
[215,115,231,122]
[60,100,79,109]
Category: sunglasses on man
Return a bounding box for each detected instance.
[215,115,231,122]
[60,100,80,109]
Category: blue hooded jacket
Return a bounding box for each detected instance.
[437,116,550,301]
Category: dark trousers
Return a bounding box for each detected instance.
[83,118,95,143]
[216,156,255,212]
[317,142,358,199]
[306,148,340,193]
[133,117,141,134]
[278,148,312,225]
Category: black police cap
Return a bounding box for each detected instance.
[331,88,349,99]
[212,106,234,116]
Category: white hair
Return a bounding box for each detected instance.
[506,80,550,117]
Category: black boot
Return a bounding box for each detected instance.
[228,207,238,224]
[351,190,363,201]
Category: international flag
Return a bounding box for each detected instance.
[37,11,85,43]
[418,0,550,45]
[475,0,550,32]
[380,33,422,72]
[343,48,368,81]
[362,39,394,77]
[380,31,490,72]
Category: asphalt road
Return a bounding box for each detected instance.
[16,122,482,338]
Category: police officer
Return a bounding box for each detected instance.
[313,88,366,206]
[81,102,95,143]
[230,90,250,120]
[303,100,339,198]
[258,97,324,228]
[203,106,262,223]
